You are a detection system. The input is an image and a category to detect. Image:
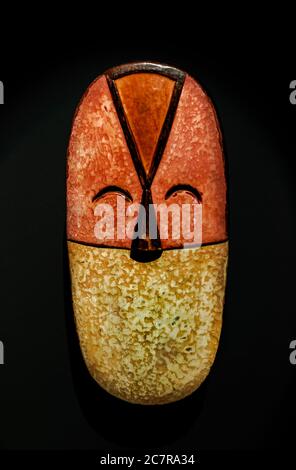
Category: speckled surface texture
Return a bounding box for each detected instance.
[68,241,228,404]
[67,72,227,249]
[152,75,227,247]
[67,75,142,246]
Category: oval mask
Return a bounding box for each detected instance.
[67,62,228,404]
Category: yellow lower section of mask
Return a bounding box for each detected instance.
[68,241,228,404]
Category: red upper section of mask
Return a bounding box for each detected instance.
[67,68,227,248]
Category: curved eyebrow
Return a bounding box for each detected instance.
[165,184,202,203]
[92,185,133,202]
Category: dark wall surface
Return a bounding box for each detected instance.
[0,23,295,455]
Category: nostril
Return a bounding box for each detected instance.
[130,244,163,263]
[130,232,162,263]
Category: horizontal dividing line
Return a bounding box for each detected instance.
[67,239,228,250]
[164,239,229,250]
[67,239,130,250]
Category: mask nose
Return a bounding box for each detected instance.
[130,188,162,263]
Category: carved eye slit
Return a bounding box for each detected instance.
[92,185,133,203]
[165,184,202,203]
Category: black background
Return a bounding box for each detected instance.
[0,19,295,456]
